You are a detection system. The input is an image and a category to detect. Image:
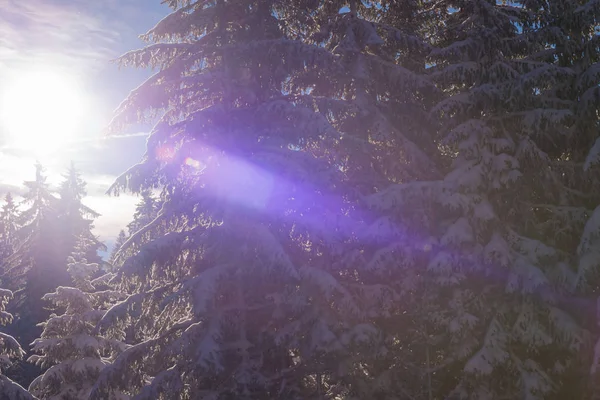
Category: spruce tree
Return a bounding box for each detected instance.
[110,191,160,266]
[548,0,600,397]
[384,0,591,398]
[52,0,600,398]
[4,163,66,325]
[87,0,414,398]
[0,289,36,399]
[57,163,105,266]
[28,237,126,400]
[0,193,19,266]
[108,230,127,269]
[126,191,157,237]
[2,163,66,387]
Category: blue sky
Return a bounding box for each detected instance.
[0,0,170,252]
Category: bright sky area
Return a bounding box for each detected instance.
[0,0,171,255]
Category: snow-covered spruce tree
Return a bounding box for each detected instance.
[365,1,592,398]
[2,163,69,378]
[519,0,600,298]
[126,191,158,238]
[108,230,128,269]
[28,236,126,400]
[0,193,19,267]
[487,1,600,397]
[0,288,36,399]
[277,1,450,399]
[544,0,600,397]
[85,0,438,398]
[581,206,600,400]
[57,163,105,266]
[117,190,162,262]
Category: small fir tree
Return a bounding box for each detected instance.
[0,193,19,272]
[28,237,127,400]
[2,163,66,379]
[0,289,36,399]
[108,230,127,270]
[57,163,105,265]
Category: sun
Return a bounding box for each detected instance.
[0,68,87,155]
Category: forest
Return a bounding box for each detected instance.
[1,0,600,399]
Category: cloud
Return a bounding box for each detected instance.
[0,0,122,74]
[0,150,37,190]
[0,183,25,197]
[107,132,149,139]
[0,1,169,99]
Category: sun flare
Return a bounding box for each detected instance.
[0,69,87,155]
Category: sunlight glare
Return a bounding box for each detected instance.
[0,69,87,155]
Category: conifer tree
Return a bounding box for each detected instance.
[549,0,600,286]
[126,191,157,237]
[108,230,127,269]
[57,163,105,265]
[87,0,420,398]
[0,193,19,265]
[59,0,600,398]
[379,1,592,398]
[4,164,66,323]
[2,163,67,386]
[0,289,36,399]
[548,0,600,397]
[28,236,126,400]
[111,191,160,264]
